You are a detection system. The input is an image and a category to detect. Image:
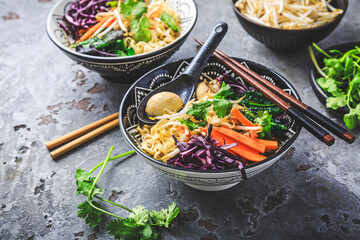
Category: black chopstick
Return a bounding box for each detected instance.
[202,42,354,144]
[195,39,335,146]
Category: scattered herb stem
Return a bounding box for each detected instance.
[75,147,179,239]
[89,150,135,174]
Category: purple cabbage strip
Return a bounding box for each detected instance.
[167,125,247,180]
[60,0,112,42]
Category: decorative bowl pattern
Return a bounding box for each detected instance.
[232,0,348,52]
[119,56,302,191]
[46,0,197,82]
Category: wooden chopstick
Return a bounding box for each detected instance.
[49,118,119,159]
[194,40,335,146]
[199,41,354,144]
[46,112,119,150]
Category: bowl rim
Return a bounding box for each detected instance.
[45,0,198,61]
[309,41,360,114]
[231,0,348,32]
[119,56,302,174]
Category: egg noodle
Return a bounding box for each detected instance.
[95,0,180,54]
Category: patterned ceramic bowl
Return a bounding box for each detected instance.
[46,0,197,82]
[119,56,302,191]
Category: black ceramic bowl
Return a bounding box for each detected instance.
[232,0,348,52]
[119,56,302,191]
[310,41,360,115]
[46,0,197,82]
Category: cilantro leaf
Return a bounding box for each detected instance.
[75,169,92,182]
[178,118,207,131]
[212,99,232,118]
[77,201,103,228]
[75,169,103,199]
[350,73,360,89]
[131,16,151,42]
[254,111,272,139]
[106,218,139,240]
[129,206,149,226]
[121,0,147,19]
[344,105,360,129]
[140,224,159,240]
[186,101,212,120]
[316,77,338,93]
[214,81,231,99]
[150,202,179,228]
[160,11,179,32]
[326,92,347,110]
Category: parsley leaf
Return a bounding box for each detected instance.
[160,12,179,32]
[77,201,103,228]
[212,99,232,118]
[326,92,347,110]
[254,111,272,139]
[129,206,149,226]
[178,118,207,131]
[150,202,179,228]
[131,16,151,42]
[186,101,212,120]
[121,0,147,19]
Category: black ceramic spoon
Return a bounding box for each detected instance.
[137,22,228,125]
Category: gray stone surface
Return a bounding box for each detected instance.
[1,0,360,239]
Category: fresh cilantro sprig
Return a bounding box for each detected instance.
[75,147,179,239]
[186,82,233,120]
[160,12,179,32]
[120,0,147,19]
[131,16,151,42]
[309,43,360,129]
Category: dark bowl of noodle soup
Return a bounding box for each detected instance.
[46,0,197,82]
[119,56,302,191]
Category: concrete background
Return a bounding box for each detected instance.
[1,0,359,239]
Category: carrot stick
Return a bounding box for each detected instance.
[252,138,278,151]
[214,127,267,154]
[250,130,258,138]
[199,127,267,162]
[76,15,112,43]
[231,108,255,127]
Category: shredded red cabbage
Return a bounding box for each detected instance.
[61,0,112,41]
[167,125,247,179]
[217,73,259,96]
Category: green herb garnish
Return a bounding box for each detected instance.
[121,0,147,19]
[254,111,272,139]
[309,43,360,129]
[160,12,179,32]
[178,118,207,131]
[76,147,179,239]
[131,16,151,42]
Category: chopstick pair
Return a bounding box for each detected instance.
[46,112,119,159]
[194,39,355,146]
